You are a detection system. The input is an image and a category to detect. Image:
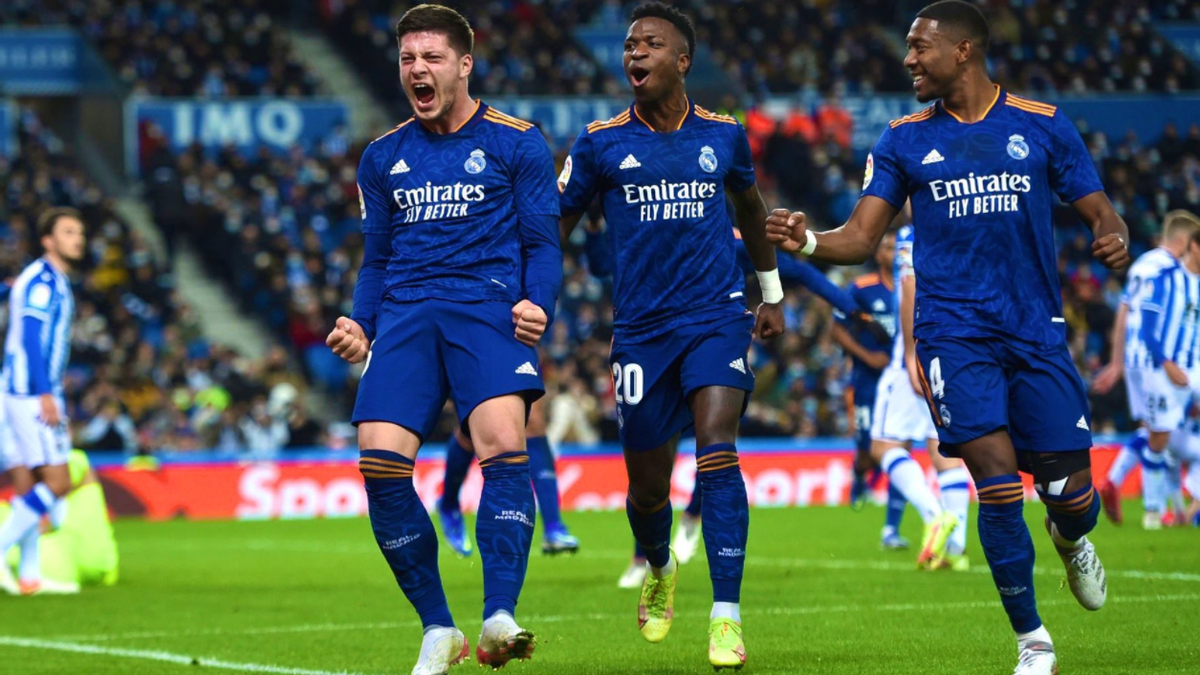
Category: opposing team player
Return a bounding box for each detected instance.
[325,5,561,673]
[559,3,784,669]
[1124,222,1200,527]
[766,2,1129,672]
[830,231,913,550]
[866,225,971,569]
[1093,210,1200,526]
[0,207,85,596]
[437,397,579,557]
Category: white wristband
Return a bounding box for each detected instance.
[800,230,817,256]
[756,268,784,304]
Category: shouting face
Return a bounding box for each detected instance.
[623,17,690,103]
[399,31,472,123]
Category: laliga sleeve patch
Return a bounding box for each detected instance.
[357,183,367,219]
[27,283,52,310]
[863,153,874,190]
[557,155,573,193]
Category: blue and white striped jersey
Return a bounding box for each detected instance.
[4,258,74,396]
[1139,259,1200,370]
[888,225,915,371]
[1124,248,1182,369]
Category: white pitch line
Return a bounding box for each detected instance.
[44,593,1200,645]
[56,621,417,643]
[0,636,384,675]
[747,556,1200,583]
[139,539,1200,584]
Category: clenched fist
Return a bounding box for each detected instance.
[326,317,369,364]
[512,300,548,346]
[765,208,809,253]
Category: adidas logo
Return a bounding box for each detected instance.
[1076,416,1090,431]
[619,154,641,170]
[515,362,538,376]
[921,148,944,165]
[729,358,746,374]
[390,159,410,174]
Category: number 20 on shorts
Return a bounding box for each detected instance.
[612,362,644,405]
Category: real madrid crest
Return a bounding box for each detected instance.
[698,145,718,173]
[465,148,487,174]
[1006,134,1029,161]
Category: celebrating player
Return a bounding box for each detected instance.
[766,2,1129,673]
[0,207,85,596]
[559,3,784,669]
[325,5,561,673]
[1093,210,1200,526]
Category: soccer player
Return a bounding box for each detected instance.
[324,5,561,673]
[437,397,580,557]
[765,2,1129,672]
[0,207,84,597]
[830,231,913,550]
[558,3,785,668]
[1093,210,1200,526]
[883,224,972,570]
[1125,223,1200,528]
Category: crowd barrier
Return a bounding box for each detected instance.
[49,438,1138,521]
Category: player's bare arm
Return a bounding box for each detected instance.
[766,196,899,265]
[728,184,784,339]
[830,322,890,371]
[1072,191,1131,271]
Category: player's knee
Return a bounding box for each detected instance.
[470,423,525,459]
[39,467,71,497]
[358,422,420,455]
[1023,449,1092,493]
[627,474,671,509]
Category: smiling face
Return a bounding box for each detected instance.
[623,17,689,103]
[399,30,472,122]
[903,18,967,103]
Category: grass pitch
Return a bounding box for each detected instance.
[0,504,1197,674]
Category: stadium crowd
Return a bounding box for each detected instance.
[0,0,320,97]
[1,107,326,455]
[6,0,1200,450]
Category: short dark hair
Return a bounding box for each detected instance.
[395,4,474,56]
[916,0,990,52]
[630,2,696,75]
[36,207,82,239]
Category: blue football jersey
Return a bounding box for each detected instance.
[862,87,1104,348]
[357,102,560,305]
[560,100,756,342]
[834,271,895,397]
[4,258,73,396]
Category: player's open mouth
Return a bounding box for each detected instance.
[628,65,651,88]
[911,74,924,90]
[412,83,436,108]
